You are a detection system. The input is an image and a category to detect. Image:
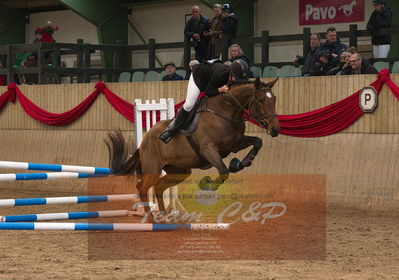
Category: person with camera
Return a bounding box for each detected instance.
[309,51,334,76]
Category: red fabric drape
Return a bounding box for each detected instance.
[378,69,399,100]
[16,85,101,126]
[0,82,135,126]
[274,76,385,137]
[0,70,396,137]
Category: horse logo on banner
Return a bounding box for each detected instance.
[338,0,357,17]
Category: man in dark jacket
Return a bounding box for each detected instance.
[162,62,184,81]
[318,27,346,67]
[294,33,321,76]
[342,53,378,75]
[221,4,238,47]
[367,0,393,58]
[184,6,211,63]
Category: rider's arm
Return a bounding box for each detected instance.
[206,85,229,97]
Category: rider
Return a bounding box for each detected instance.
[159,59,249,143]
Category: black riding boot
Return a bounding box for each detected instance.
[159,108,190,143]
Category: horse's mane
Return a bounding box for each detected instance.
[228,80,268,90]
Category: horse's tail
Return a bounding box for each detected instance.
[105,129,140,174]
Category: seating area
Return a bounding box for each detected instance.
[118,69,187,82]
[118,61,399,82]
[255,65,303,78]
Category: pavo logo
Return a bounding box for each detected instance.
[338,0,357,17]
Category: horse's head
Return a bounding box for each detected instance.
[250,77,280,137]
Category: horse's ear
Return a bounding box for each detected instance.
[254,77,262,90]
[266,77,279,89]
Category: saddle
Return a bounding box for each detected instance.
[169,97,208,135]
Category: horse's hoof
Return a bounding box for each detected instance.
[229,158,242,173]
[199,176,212,190]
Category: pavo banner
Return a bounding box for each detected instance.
[299,0,365,25]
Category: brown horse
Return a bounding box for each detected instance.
[105,77,280,220]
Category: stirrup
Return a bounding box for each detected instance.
[159,130,173,143]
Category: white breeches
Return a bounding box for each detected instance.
[373,44,390,58]
[182,74,201,111]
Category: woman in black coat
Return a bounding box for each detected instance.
[366,0,393,58]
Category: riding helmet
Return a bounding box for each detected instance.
[230,59,249,82]
[372,0,385,4]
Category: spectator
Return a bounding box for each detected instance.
[342,53,378,75]
[367,0,393,58]
[328,51,352,75]
[293,33,321,76]
[228,44,250,64]
[184,6,211,63]
[189,60,200,71]
[221,4,238,47]
[228,44,253,77]
[346,46,357,54]
[185,60,200,80]
[0,56,6,86]
[209,4,223,59]
[33,30,42,43]
[162,62,184,81]
[309,50,334,76]
[35,21,58,43]
[318,27,347,67]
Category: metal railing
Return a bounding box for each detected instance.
[0,24,398,84]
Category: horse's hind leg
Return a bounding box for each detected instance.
[153,166,191,214]
[136,173,161,222]
[229,136,262,173]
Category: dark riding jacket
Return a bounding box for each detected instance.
[192,60,230,97]
[367,7,393,45]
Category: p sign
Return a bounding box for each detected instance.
[359,86,378,113]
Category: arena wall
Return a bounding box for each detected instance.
[0,75,398,209]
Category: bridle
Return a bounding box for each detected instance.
[227,87,278,131]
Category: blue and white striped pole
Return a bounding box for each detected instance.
[0,223,230,231]
[0,194,139,207]
[0,210,130,222]
[0,161,112,175]
[0,172,107,181]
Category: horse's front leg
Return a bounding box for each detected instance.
[229,136,262,173]
[199,142,229,190]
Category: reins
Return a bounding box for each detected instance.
[226,88,277,130]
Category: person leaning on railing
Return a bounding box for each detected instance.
[309,50,334,76]
[341,53,378,75]
[228,44,253,78]
[366,0,393,58]
[327,51,352,75]
[162,62,183,81]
